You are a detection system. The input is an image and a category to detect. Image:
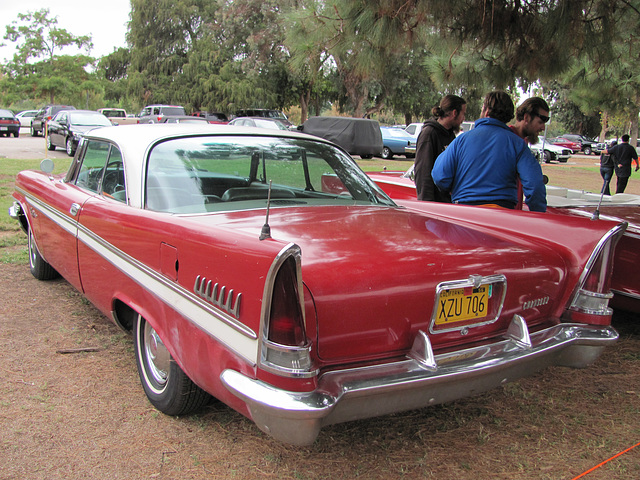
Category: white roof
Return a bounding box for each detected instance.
[80,124,333,209]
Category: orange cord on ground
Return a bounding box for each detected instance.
[571,441,640,479]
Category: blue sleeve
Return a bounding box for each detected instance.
[517,146,547,212]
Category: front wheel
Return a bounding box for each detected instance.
[28,229,59,280]
[31,125,39,137]
[66,137,75,156]
[583,146,592,155]
[133,314,211,415]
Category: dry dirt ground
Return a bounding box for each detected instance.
[1,146,640,479]
[1,262,640,480]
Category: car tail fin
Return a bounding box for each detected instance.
[564,223,627,324]
[259,245,316,377]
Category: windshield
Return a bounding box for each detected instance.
[70,113,113,127]
[146,135,395,213]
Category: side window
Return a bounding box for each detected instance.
[74,141,111,193]
[101,147,126,202]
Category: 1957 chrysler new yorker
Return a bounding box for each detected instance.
[10,125,625,445]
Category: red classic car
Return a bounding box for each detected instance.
[10,125,624,445]
[368,167,640,313]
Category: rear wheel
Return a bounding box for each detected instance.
[381,147,393,159]
[46,135,56,151]
[31,125,39,137]
[28,229,59,280]
[13,131,19,138]
[133,314,211,415]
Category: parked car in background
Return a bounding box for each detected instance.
[191,111,229,124]
[234,108,292,128]
[558,134,599,155]
[529,137,572,163]
[46,110,113,156]
[15,110,38,127]
[31,105,76,137]
[11,124,624,445]
[551,136,581,153]
[138,105,186,123]
[98,108,139,126]
[229,116,288,130]
[0,109,21,137]
[404,122,423,140]
[379,126,416,159]
[298,116,383,158]
[160,115,210,124]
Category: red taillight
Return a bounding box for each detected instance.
[566,224,626,323]
[268,258,306,346]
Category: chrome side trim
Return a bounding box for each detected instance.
[222,322,618,446]
[17,189,258,362]
[611,288,640,300]
[194,275,242,318]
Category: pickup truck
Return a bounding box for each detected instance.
[98,108,139,126]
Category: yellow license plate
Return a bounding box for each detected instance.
[435,285,489,325]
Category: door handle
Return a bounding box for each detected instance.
[69,203,81,216]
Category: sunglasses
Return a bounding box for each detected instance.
[535,113,550,123]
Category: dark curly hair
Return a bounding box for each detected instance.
[482,91,514,124]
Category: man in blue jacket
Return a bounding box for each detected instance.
[432,91,547,212]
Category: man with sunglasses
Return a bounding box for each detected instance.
[432,91,547,212]
[511,97,550,145]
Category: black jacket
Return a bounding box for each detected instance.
[414,119,456,202]
[609,142,638,178]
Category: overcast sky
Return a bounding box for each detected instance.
[0,0,131,63]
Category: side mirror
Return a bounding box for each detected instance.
[40,158,55,174]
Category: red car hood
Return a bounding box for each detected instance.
[193,204,619,365]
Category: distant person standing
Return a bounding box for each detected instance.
[432,91,546,212]
[414,95,467,202]
[607,134,639,194]
[599,141,616,196]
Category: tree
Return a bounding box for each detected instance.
[1,9,95,104]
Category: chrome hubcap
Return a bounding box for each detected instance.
[143,322,170,386]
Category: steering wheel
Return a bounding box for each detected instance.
[102,161,124,195]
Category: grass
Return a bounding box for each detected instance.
[0,158,72,263]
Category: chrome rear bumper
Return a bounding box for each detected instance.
[221,321,617,445]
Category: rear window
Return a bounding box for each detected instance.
[145,135,394,214]
[161,107,186,116]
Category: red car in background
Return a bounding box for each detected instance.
[551,137,581,153]
[368,166,640,314]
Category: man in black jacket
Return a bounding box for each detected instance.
[414,95,466,201]
[607,135,639,193]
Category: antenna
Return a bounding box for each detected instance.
[592,178,609,220]
[259,180,273,240]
